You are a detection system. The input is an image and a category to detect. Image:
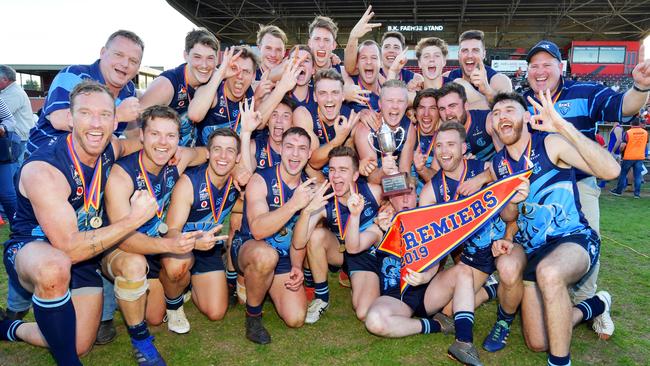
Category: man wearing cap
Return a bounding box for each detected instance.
[524,39,650,339]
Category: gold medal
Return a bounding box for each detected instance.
[90,216,103,229]
[158,223,169,235]
[338,243,346,253]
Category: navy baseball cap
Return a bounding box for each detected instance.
[526,40,562,63]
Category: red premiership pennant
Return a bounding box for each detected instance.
[377,169,532,294]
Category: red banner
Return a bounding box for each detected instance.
[377,169,532,294]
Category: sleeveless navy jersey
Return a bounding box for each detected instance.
[465,109,496,162]
[607,126,622,155]
[324,178,379,242]
[160,63,198,147]
[253,132,282,170]
[430,159,504,251]
[116,151,179,236]
[181,164,239,232]
[447,65,498,88]
[310,104,353,147]
[26,60,136,157]
[198,81,254,145]
[411,129,436,194]
[289,86,317,112]
[379,68,416,84]
[524,77,625,180]
[371,115,412,166]
[491,133,589,253]
[10,134,116,242]
[239,166,308,257]
[346,74,380,113]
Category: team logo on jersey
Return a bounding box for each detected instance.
[199,183,208,201]
[228,192,237,202]
[201,200,208,208]
[271,179,280,197]
[381,256,400,291]
[260,159,266,167]
[274,196,280,204]
[558,101,571,115]
[76,186,83,196]
[476,137,486,147]
[498,160,510,177]
[363,207,373,217]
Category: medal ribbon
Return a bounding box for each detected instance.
[275,166,286,206]
[441,159,467,202]
[417,128,436,157]
[504,138,532,175]
[265,140,274,166]
[357,77,379,110]
[532,88,562,115]
[205,169,233,224]
[138,151,164,218]
[317,107,331,143]
[222,83,242,132]
[66,134,102,212]
[183,65,193,103]
[334,183,358,240]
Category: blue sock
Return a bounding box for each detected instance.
[314,281,329,302]
[454,311,475,343]
[483,282,498,301]
[32,291,82,366]
[548,352,571,366]
[0,319,24,341]
[575,296,606,322]
[304,269,314,288]
[419,317,442,334]
[496,304,515,326]
[127,320,150,341]
[165,293,184,311]
[226,270,237,289]
[246,302,263,317]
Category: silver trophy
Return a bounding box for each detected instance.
[367,123,410,197]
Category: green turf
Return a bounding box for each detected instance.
[0,188,648,365]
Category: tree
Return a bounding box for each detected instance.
[23,79,40,91]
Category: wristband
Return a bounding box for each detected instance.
[633,84,650,93]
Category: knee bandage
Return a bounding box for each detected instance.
[114,275,149,301]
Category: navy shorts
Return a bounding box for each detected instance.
[191,242,225,275]
[383,283,429,318]
[231,231,291,276]
[523,229,600,282]
[4,239,102,299]
[344,249,379,276]
[460,244,496,275]
[145,254,162,279]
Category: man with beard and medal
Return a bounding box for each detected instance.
[163,128,241,325]
[140,28,220,147]
[230,127,316,345]
[293,146,383,324]
[0,81,158,366]
[485,92,619,366]
[436,82,503,163]
[100,105,206,364]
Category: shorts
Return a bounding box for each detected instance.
[460,245,496,275]
[146,254,162,279]
[191,242,225,275]
[231,231,291,276]
[4,239,103,299]
[383,283,429,318]
[344,250,379,276]
[523,229,600,282]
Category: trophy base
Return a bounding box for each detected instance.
[381,172,411,197]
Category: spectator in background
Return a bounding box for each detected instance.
[611,118,648,198]
[599,122,624,188]
[0,97,18,224]
[0,65,34,165]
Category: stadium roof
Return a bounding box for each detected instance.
[166,0,650,48]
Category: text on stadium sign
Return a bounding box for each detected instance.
[387,24,444,32]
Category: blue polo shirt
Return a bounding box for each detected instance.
[26,60,137,157]
[523,77,625,180]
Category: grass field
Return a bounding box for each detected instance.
[0,188,649,365]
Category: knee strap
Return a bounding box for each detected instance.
[114,275,149,301]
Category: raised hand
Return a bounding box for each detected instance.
[333,111,359,142]
[304,180,334,215]
[253,70,274,100]
[469,61,489,94]
[290,177,317,210]
[359,157,377,177]
[239,98,262,134]
[511,176,530,204]
[216,47,242,80]
[116,97,141,122]
[194,225,229,251]
[358,109,381,131]
[413,148,426,173]
[347,184,366,217]
[129,189,158,223]
[528,89,568,133]
[277,52,307,93]
[167,231,201,254]
[349,5,382,41]
[632,44,650,90]
[388,47,409,76]
[374,211,394,232]
[344,83,371,105]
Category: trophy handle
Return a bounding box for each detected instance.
[394,127,405,151]
[367,131,382,153]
